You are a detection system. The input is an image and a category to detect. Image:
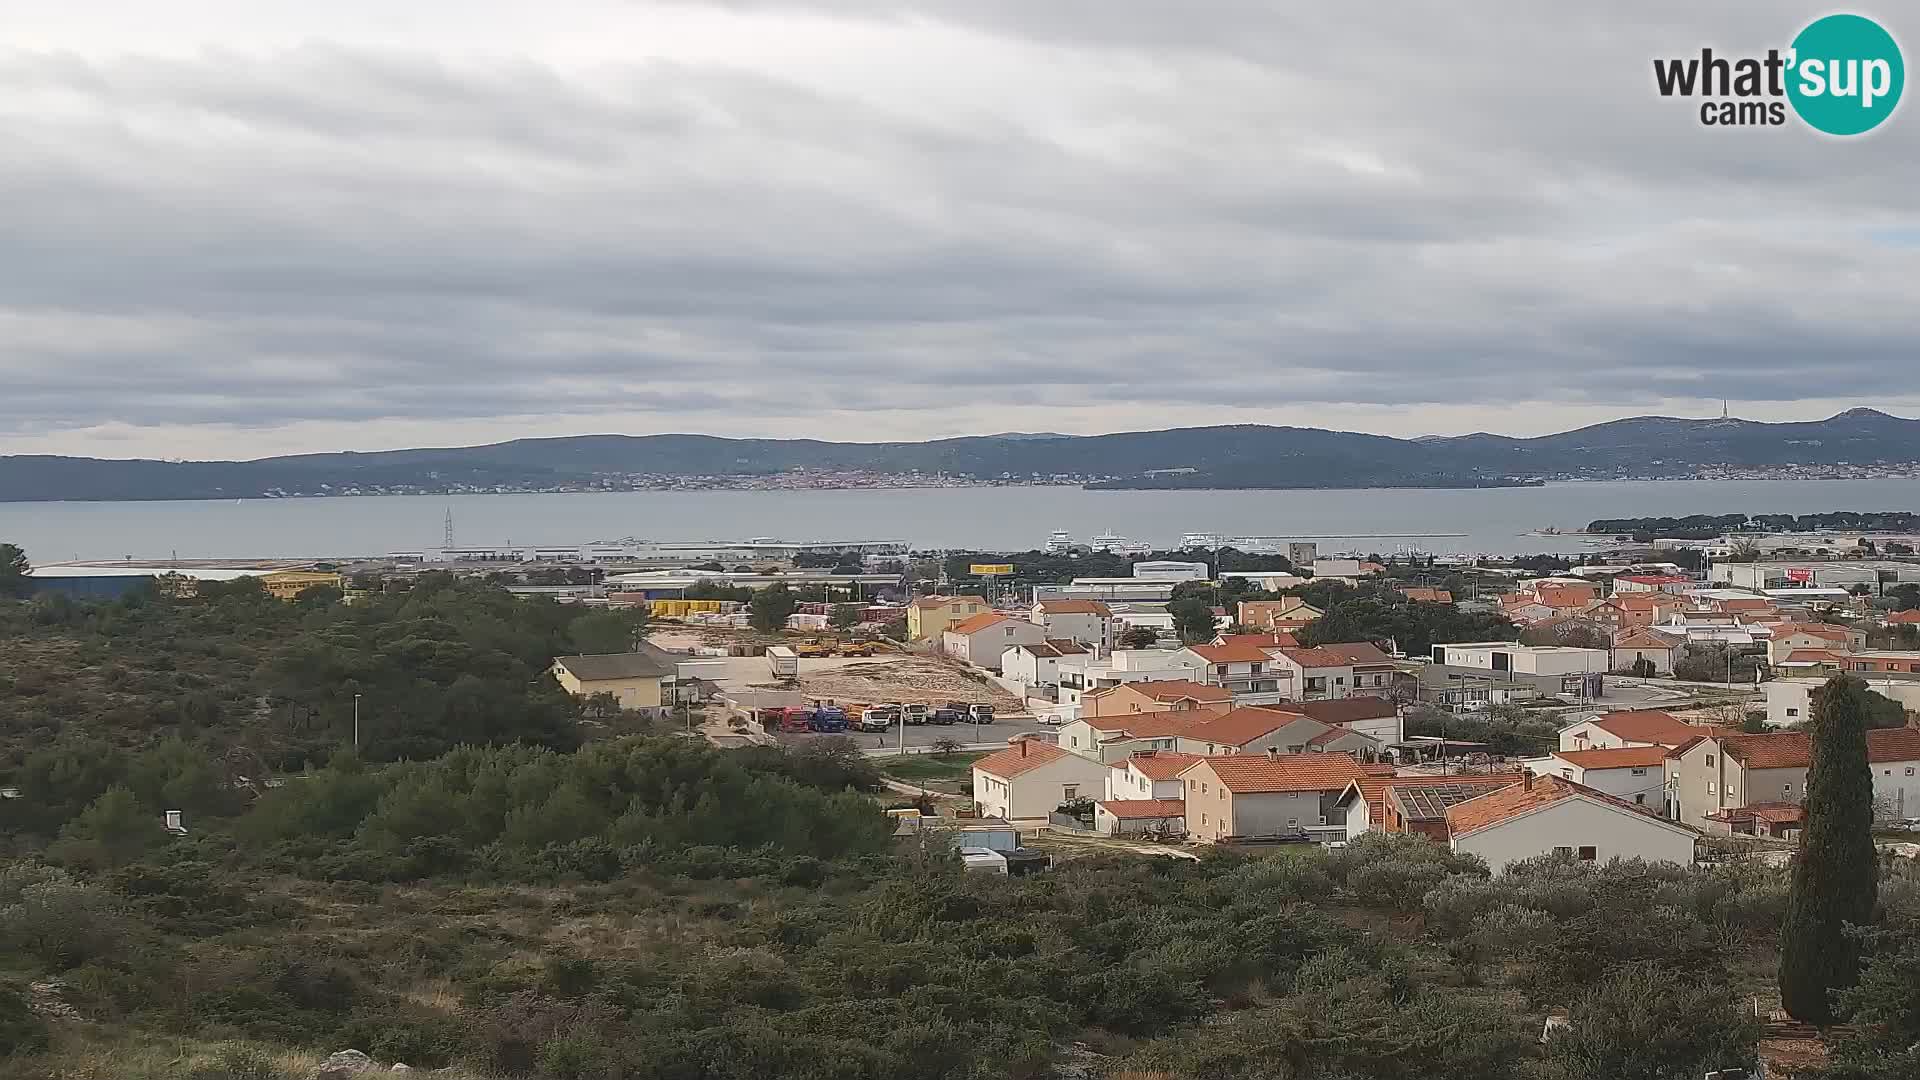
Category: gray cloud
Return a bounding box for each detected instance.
[0,1,1916,455]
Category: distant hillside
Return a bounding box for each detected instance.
[5,409,1919,501]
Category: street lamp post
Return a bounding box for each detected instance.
[352,693,362,751]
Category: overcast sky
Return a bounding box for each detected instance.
[2,1,1915,459]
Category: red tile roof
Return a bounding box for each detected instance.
[1780,649,1846,665]
[1612,630,1677,650]
[1188,642,1280,664]
[1717,598,1777,612]
[1037,599,1113,616]
[1400,587,1454,604]
[1583,709,1717,747]
[1714,728,1920,770]
[1215,632,1300,649]
[1444,773,1685,838]
[1276,646,1358,668]
[1311,641,1396,666]
[1083,713,1204,738]
[1552,746,1670,770]
[1185,707,1312,748]
[1124,750,1205,780]
[1127,679,1232,703]
[1706,802,1804,825]
[1776,623,1848,639]
[973,739,1075,779]
[1287,697,1398,726]
[947,612,1013,635]
[1097,798,1187,820]
[1886,610,1920,624]
[1188,753,1367,794]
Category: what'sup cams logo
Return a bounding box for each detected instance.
[1655,12,1904,134]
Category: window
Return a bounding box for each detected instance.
[1561,769,1573,779]
[1631,767,1647,776]
[1708,781,1717,794]
[1063,785,1077,800]
[1554,845,1573,857]
[1335,677,1345,685]
[1318,815,1329,826]
[1218,789,1225,801]
[1287,818,1299,827]
[1202,783,1209,794]
[1634,794,1646,805]
[1215,664,1229,675]
[1784,783,1793,795]
[1578,846,1597,861]
[1787,708,1800,717]
[1070,736,1079,747]
[1908,767,1916,777]
[1250,662,1263,674]
[1706,754,1715,767]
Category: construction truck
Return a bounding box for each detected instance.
[840,640,875,657]
[793,639,837,659]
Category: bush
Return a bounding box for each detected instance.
[0,984,49,1057]
[1548,962,1760,1080]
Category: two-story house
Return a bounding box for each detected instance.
[1030,599,1115,650]
[1266,646,1358,701]
[907,594,989,641]
[1080,679,1233,719]
[1057,713,1200,763]
[1557,709,1721,753]
[1179,753,1369,843]
[1178,641,1288,696]
[1667,726,1920,829]
[942,613,1046,671]
[971,739,1113,822]
[1766,622,1861,664]
[1000,639,1088,689]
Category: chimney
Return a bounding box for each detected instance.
[1521,770,1533,790]
[1019,741,1029,758]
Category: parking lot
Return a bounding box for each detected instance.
[777,713,1059,754]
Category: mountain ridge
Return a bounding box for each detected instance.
[3,409,1917,501]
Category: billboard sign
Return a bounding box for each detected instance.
[970,564,1015,576]
[1786,568,1814,583]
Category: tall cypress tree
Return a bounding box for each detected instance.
[1778,674,1880,1024]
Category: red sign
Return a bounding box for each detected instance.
[1786,568,1814,583]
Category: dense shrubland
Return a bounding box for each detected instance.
[5,574,1920,1079]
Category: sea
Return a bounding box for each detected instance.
[3,478,1920,563]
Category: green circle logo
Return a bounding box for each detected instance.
[1787,14,1904,135]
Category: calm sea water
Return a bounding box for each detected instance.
[3,479,1919,562]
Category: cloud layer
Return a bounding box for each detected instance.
[2,1,1916,457]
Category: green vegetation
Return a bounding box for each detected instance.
[1290,581,1517,654]
[875,752,984,790]
[1586,511,1920,538]
[1780,675,1880,1024]
[749,581,798,632]
[0,543,28,599]
[7,542,1920,1079]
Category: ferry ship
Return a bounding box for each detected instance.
[1044,530,1075,553]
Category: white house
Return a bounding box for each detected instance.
[1054,648,1207,705]
[1000,639,1089,689]
[1534,746,1670,808]
[1057,713,1197,763]
[1177,641,1289,697]
[1557,709,1718,752]
[1030,599,1115,650]
[971,739,1113,821]
[1443,774,1698,873]
[943,613,1047,671]
[1104,749,1204,802]
[1765,676,1920,728]
[1433,642,1610,676]
[1266,646,1359,701]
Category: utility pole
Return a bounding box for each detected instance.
[352,693,362,751]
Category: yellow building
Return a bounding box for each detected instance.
[260,570,345,601]
[906,594,990,641]
[551,652,673,715]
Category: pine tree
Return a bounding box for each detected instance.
[1778,674,1880,1024]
